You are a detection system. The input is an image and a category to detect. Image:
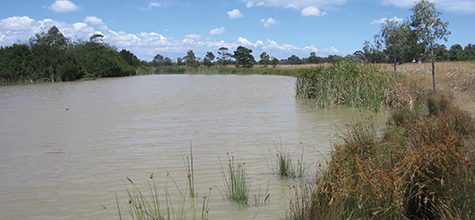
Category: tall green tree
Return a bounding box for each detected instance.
[307,52,319,64]
[362,41,387,63]
[464,44,475,60]
[410,0,451,92]
[30,26,69,50]
[217,47,231,66]
[233,46,255,68]
[183,50,196,66]
[449,44,464,61]
[0,44,33,82]
[152,54,164,66]
[271,57,279,68]
[433,44,449,61]
[120,49,140,68]
[376,19,418,72]
[203,51,215,67]
[287,55,301,65]
[259,52,270,67]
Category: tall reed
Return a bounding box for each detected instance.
[295,61,422,110]
[219,153,271,207]
[182,143,195,198]
[266,140,306,178]
[122,144,211,220]
[220,153,251,205]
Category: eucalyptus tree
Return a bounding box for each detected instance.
[183,50,197,66]
[29,26,69,50]
[449,44,464,61]
[464,44,475,60]
[217,47,230,66]
[233,46,255,68]
[375,19,417,73]
[203,51,215,67]
[259,52,270,67]
[410,0,451,92]
[271,57,279,68]
[152,54,164,66]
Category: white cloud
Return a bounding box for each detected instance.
[301,6,328,16]
[185,34,201,39]
[84,16,104,26]
[237,37,254,46]
[260,18,276,27]
[84,16,108,31]
[246,1,265,8]
[285,4,298,9]
[210,27,225,35]
[320,46,339,54]
[370,16,404,25]
[0,16,343,62]
[227,9,243,19]
[382,0,475,14]
[150,2,161,7]
[48,0,79,13]
[0,16,91,44]
[241,0,346,10]
[0,16,35,31]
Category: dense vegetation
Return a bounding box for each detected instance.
[295,61,422,110]
[0,26,140,83]
[305,92,475,219]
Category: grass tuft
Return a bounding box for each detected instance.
[220,153,251,205]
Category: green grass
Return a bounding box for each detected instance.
[266,140,306,178]
[295,61,423,111]
[220,154,251,205]
[219,153,270,207]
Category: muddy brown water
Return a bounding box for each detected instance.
[0,74,387,219]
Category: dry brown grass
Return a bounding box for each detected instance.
[308,94,475,219]
[377,61,475,114]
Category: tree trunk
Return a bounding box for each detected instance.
[393,57,397,76]
[432,57,436,92]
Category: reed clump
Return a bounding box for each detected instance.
[307,93,475,219]
[123,173,211,220]
[122,144,211,220]
[266,140,305,178]
[219,153,270,207]
[295,61,423,110]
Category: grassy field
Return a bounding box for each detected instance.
[382,61,475,115]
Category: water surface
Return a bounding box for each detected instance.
[0,75,387,219]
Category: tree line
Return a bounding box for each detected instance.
[0,26,140,83]
[151,48,348,69]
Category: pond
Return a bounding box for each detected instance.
[0,74,387,219]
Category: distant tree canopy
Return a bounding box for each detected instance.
[0,25,138,83]
[233,46,255,68]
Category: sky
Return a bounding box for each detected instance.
[0,0,474,61]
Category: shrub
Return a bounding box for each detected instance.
[308,95,475,219]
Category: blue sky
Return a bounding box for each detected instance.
[0,0,473,61]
